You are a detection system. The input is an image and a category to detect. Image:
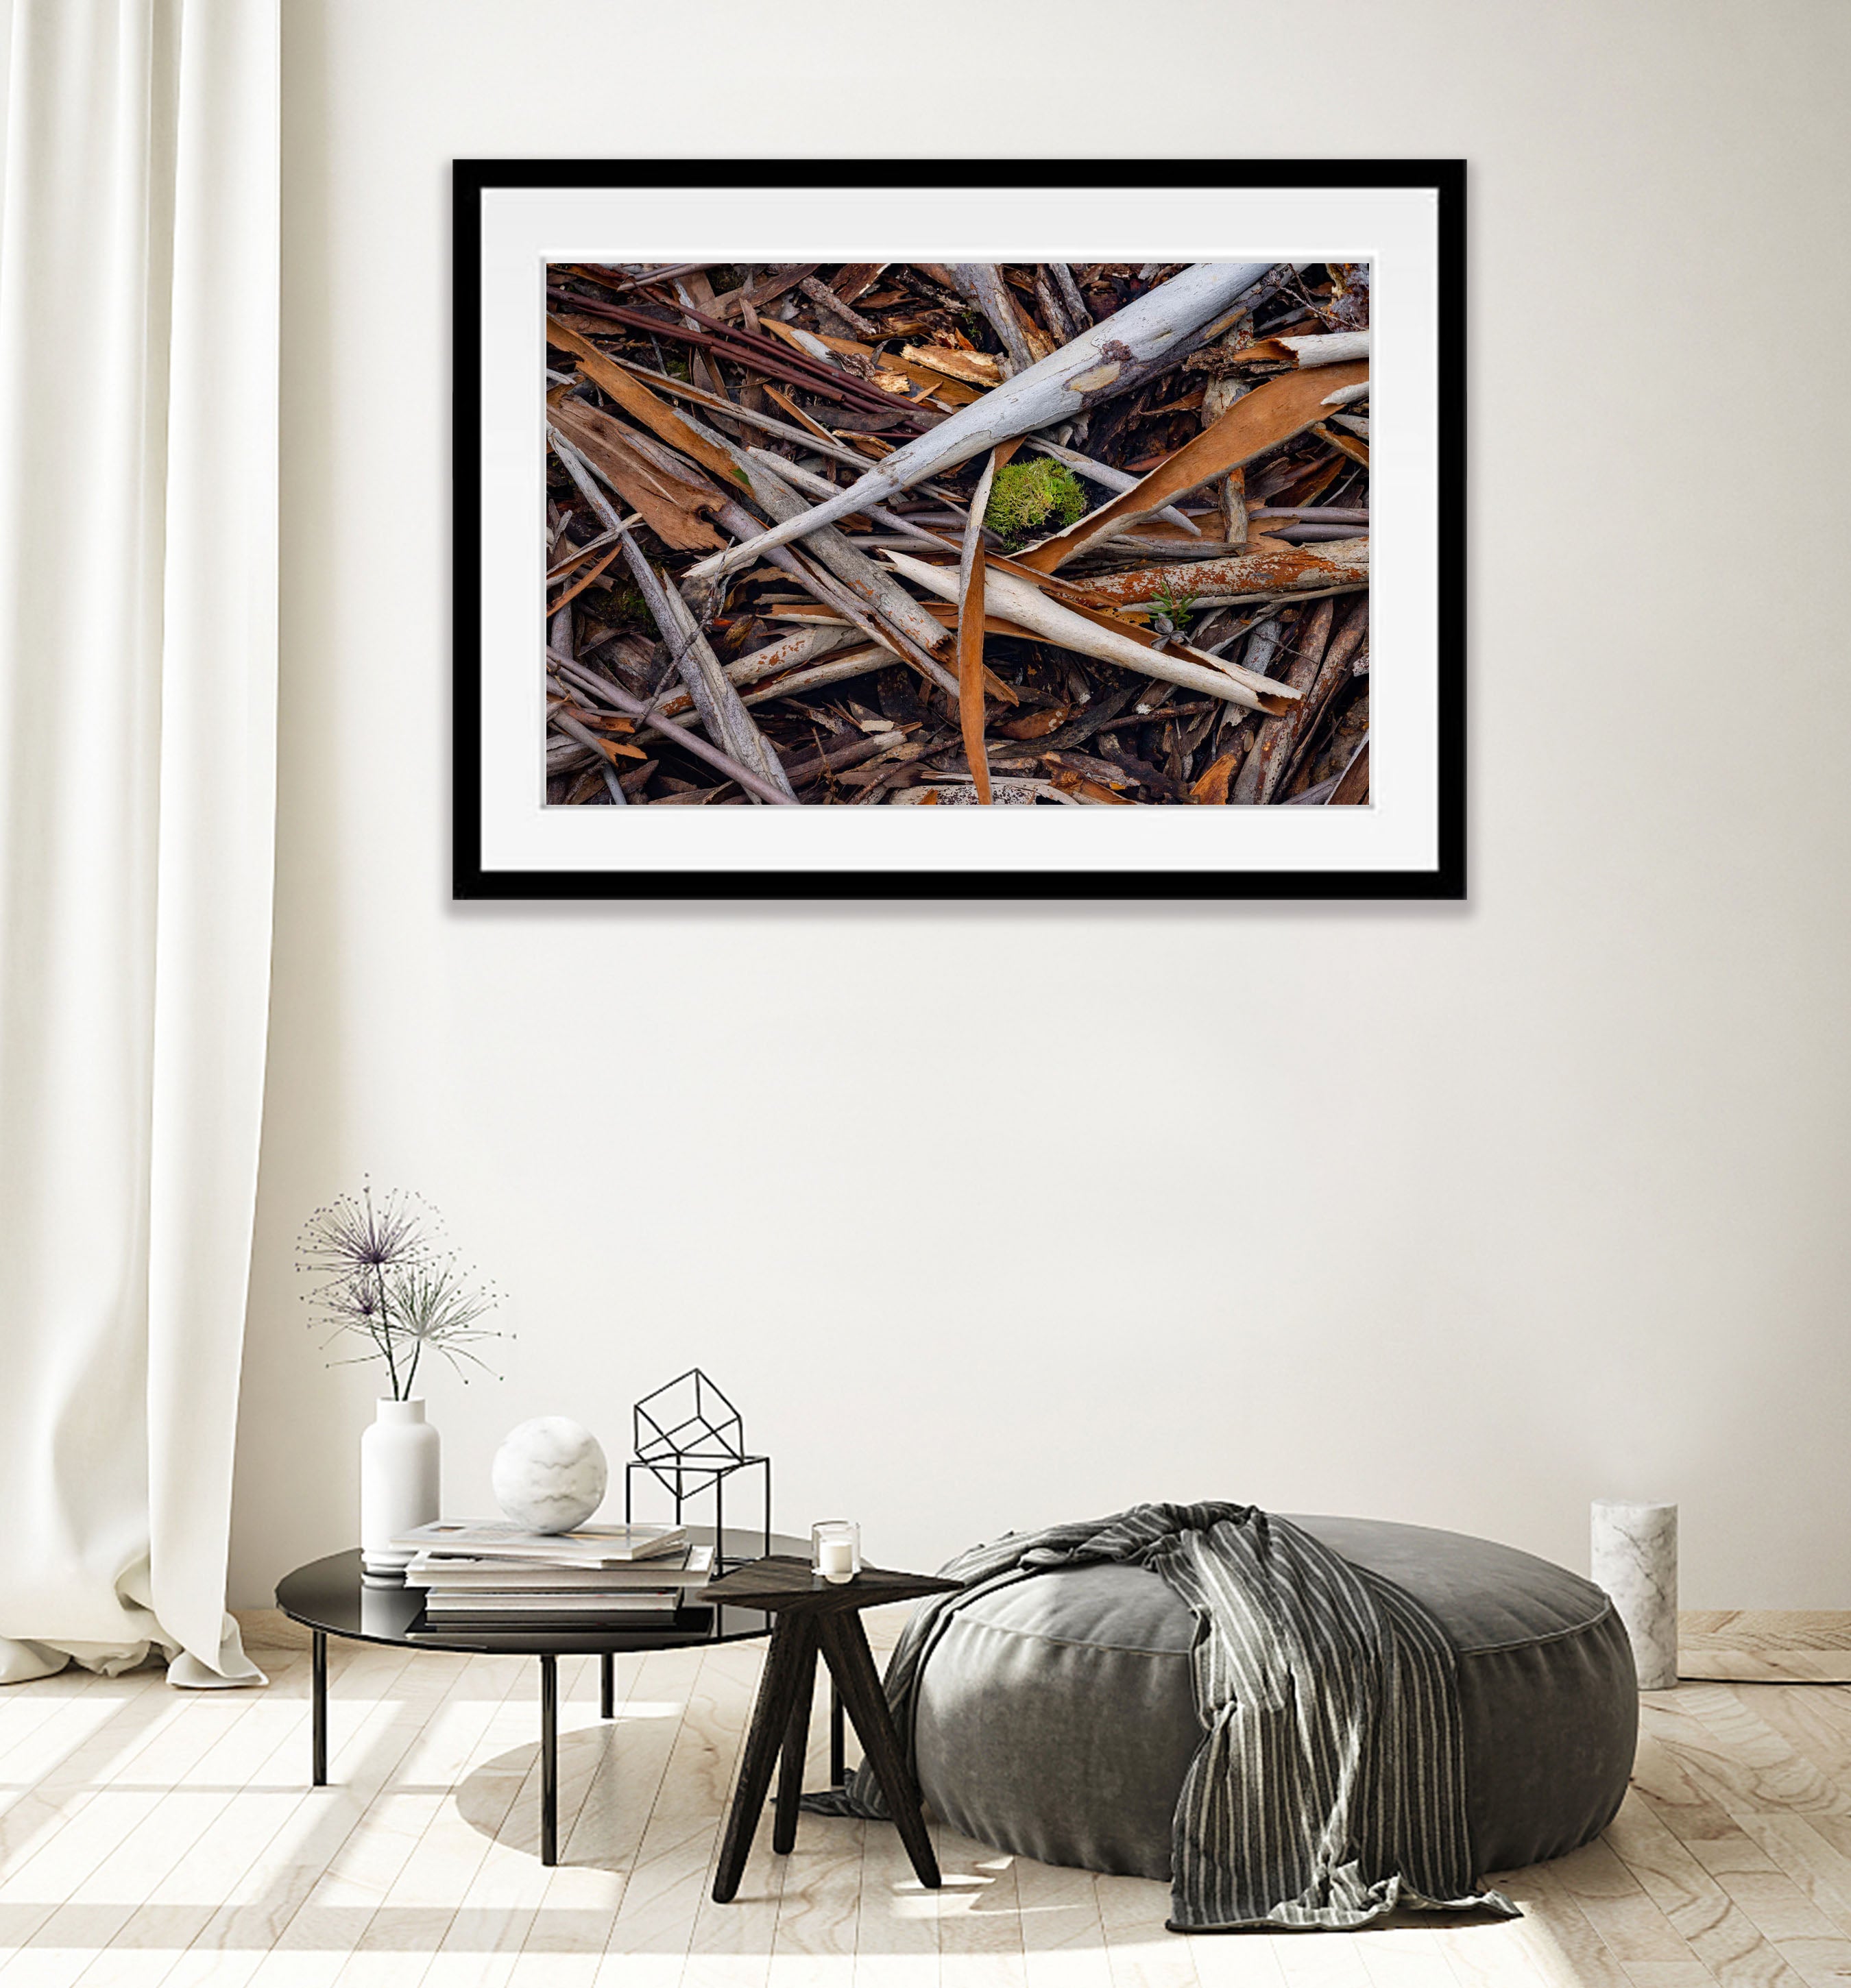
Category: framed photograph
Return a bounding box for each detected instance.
[454,159,1464,900]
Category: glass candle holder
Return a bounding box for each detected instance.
[812,1519,860,1585]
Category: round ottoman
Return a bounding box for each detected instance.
[912,1514,1636,1882]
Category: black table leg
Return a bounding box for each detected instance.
[819,1613,940,1890]
[830,1678,845,1789]
[773,1619,819,1854]
[540,1653,559,1867]
[311,1631,328,1787]
[713,1618,813,1903]
[600,1651,614,1721]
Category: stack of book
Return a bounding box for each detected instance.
[394,1519,712,1627]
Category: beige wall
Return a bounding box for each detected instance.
[232,0,1851,1610]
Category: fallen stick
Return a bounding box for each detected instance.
[883,550,1296,715]
[544,647,797,806]
[783,540,964,699]
[832,263,888,306]
[750,451,963,551]
[1048,263,1093,332]
[799,274,878,339]
[808,331,984,407]
[548,594,627,805]
[548,402,725,553]
[657,295,939,428]
[782,729,906,790]
[551,651,703,748]
[900,343,1001,389]
[1170,582,1369,611]
[739,646,888,707]
[708,263,820,319]
[1250,505,1369,522]
[725,624,861,688]
[726,451,951,661]
[1314,420,1370,469]
[574,261,725,295]
[1276,330,1370,367]
[1015,361,1368,571]
[644,644,892,725]
[1219,331,1370,370]
[1024,437,1198,535]
[894,775,1083,806]
[551,433,792,797]
[571,350,904,472]
[949,264,1039,374]
[1232,599,1337,804]
[706,487,963,700]
[1202,372,1251,538]
[555,655,839,793]
[1034,266,1083,346]
[549,426,804,795]
[1060,537,1369,609]
[1327,736,1370,805]
[545,317,750,491]
[637,399,976,703]
[959,446,1014,803]
[1087,533,1255,559]
[685,260,1283,583]
[546,287,933,431]
[1273,600,1370,796]
[635,540,798,800]
[548,694,638,776]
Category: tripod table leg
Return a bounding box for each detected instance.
[773,1619,819,1854]
[819,1613,940,1890]
[713,1619,812,1904]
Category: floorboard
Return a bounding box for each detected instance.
[0,1613,1843,1988]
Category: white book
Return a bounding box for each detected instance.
[422,1590,684,1614]
[406,1545,713,1590]
[392,1518,691,1566]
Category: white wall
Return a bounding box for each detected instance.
[231,0,1851,1611]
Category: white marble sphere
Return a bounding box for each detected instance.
[492,1418,608,1533]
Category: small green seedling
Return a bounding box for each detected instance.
[1150,581,1199,629]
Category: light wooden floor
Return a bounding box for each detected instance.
[1680,1618,1851,1684]
[5,1616,1851,1988]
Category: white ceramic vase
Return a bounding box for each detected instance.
[360,1398,440,1575]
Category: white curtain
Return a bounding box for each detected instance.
[0,0,278,1686]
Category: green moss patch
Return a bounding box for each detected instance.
[984,457,1088,546]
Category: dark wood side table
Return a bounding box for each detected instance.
[702,1555,960,1904]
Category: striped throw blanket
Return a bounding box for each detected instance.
[815,1503,1519,1932]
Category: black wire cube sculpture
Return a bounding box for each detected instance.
[625,1369,771,1571]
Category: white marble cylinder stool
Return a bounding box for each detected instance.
[1591,1499,1678,1690]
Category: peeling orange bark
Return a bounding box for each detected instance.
[1063,537,1369,610]
[547,399,727,553]
[544,317,750,492]
[1017,361,1368,571]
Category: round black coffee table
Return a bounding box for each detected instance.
[276,1526,810,1865]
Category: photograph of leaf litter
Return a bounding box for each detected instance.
[544,259,1370,807]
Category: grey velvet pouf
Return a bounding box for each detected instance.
[911,1514,1637,1883]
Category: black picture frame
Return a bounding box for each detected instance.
[454,158,1464,901]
